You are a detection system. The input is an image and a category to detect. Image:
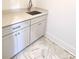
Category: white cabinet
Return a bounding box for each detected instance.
[3,32,18,59]
[17,27,30,53]
[3,27,30,59]
[2,14,47,59]
[30,15,47,44]
[2,20,30,36]
[30,20,46,43]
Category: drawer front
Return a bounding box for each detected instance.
[2,20,30,36]
[31,15,47,25]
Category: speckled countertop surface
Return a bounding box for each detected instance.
[2,7,48,27]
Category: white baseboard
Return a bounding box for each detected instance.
[45,32,76,56]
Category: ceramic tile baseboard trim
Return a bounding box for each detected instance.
[45,32,76,56]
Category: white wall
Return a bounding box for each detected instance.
[2,0,76,55]
[36,0,76,55]
[2,0,36,10]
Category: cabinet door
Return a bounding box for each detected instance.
[2,33,18,59]
[3,27,30,59]
[30,20,46,43]
[17,27,30,53]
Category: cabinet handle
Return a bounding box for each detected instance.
[12,26,21,30]
[15,34,17,36]
[15,32,20,36]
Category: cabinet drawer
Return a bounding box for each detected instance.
[2,20,30,36]
[31,15,47,25]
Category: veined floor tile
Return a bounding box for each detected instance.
[13,37,75,59]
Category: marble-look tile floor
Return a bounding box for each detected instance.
[13,37,75,59]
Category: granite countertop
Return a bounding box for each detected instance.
[2,7,48,27]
